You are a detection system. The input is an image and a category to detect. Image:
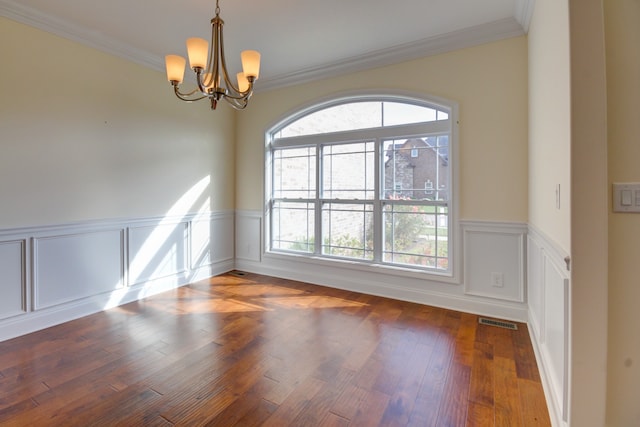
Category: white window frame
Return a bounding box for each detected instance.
[264,93,459,279]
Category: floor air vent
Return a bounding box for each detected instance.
[229,271,247,277]
[478,317,518,330]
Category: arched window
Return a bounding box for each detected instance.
[265,94,456,273]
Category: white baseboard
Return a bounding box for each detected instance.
[235,256,528,322]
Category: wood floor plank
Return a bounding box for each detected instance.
[377,341,434,427]
[469,341,495,407]
[65,385,164,426]
[4,382,119,426]
[0,271,550,426]
[408,326,456,426]
[330,383,370,420]
[260,376,326,427]
[435,362,472,427]
[204,376,278,426]
[513,324,542,382]
[349,387,391,426]
[494,357,524,427]
[291,368,356,426]
[466,401,495,427]
[455,313,478,366]
[319,412,351,427]
[519,378,552,426]
[4,343,168,425]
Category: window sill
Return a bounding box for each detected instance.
[263,250,459,285]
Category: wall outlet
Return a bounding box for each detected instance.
[491,272,504,288]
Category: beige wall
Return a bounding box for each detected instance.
[528,0,571,252]
[529,0,610,424]
[0,17,235,228]
[237,37,529,223]
[568,0,609,424]
[605,0,640,425]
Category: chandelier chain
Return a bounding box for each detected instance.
[215,0,220,16]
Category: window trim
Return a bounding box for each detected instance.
[264,92,460,281]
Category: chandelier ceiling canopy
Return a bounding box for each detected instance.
[164,0,261,110]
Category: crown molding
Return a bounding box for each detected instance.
[0,0,527,92]
[258,17,525,91]
[0,0,164,71]
[514,0,536,32]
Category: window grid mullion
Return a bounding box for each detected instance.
[314,144,322,255]
[373,139,382,263]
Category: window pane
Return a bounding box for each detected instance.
[279,102,381,137]
[322,203,373,260]
[272,201,315,252]
[383,204,448,269]
[273,147,316,199]
[383,135,449,201]
[276,101,450,138]
[322,142,375,200]
[383,102,440,126]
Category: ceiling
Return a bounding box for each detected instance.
[0,0,534,91]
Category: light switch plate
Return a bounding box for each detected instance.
[613,183,640,212]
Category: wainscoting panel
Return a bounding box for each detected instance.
[527,234,544,339]
[210,214,235,264]
[0,211,234,343]
[0,239,26,320]
[34,229,124,310]
[527,226,570,426]
[128,221,188,286]
[191,216,213,270]
[462,221,526,302]
[543,255,568,420]
[235,211,262,262]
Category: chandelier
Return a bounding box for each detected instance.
[164,0,261,110]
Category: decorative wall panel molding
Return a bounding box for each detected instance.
[0,239,26,320]
[209,213,235,264]
[235,211,262,262]
[34,229,125,310]
[462,221,526,302]
[0,211,234,342]
[128,221,188,286]
[527,225,570,426]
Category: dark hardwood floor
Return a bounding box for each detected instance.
[0,272,551,426]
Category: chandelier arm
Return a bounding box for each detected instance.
[173,84,209,102]
[219,84,254,101]
[224,96,249,110]
[191,68,211,96]
[217,21,242,96]
[223,76,255,99]
[203,17,217,89]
